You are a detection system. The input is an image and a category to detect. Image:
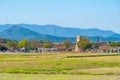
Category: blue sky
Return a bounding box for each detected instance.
[0,0,120,33]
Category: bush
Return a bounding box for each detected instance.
[0,45,7,51]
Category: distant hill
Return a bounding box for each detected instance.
[110,34,120,38]
[0,25,40,41]
[18,24,115,37]
[0,24,13,32]
[0,24,116,37]
[0,24,120,43]
[0,25,75,42]
[91,36,120,42]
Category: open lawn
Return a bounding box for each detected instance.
[0,53,120,80]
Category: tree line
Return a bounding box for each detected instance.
[0,38,72,52]
[0,37,120,52]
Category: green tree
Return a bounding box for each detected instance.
[109,42,119,47]
[91,42,99,49]
[77,37,92,51]
[43,42,52,48]
[0,45,7,51]
[18,39,29,49]
[29,40,39,50]
[63,39,72,48]
[7,41,18,50]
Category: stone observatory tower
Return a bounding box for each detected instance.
[75,36,81,52]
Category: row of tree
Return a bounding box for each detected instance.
[6,39,52,50]
[1,37,120,52]
[0,38,72,51]
[77,37,120,51]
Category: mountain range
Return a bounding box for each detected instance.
[0,24,120,43]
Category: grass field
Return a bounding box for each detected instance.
[0,53,120,80]
[0,74,120,80]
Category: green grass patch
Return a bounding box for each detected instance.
[5,68,73,74]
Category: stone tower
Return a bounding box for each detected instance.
[75,36,81,52]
